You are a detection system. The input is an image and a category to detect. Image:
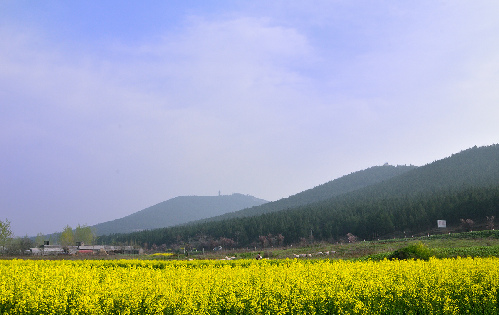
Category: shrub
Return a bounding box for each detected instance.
[389,242,434,260]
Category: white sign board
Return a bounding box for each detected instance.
[437,220,446,228]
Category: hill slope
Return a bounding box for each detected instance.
[93,193,268,236]
[346,144,499,201]
[98,144,499,248]
[196,164,417,222]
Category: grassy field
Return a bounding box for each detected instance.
[2,230,498,262]
[167,230,499,261]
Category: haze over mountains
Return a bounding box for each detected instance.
[94,162,415,236]
[97,144,499,248]
[92,194,267,236]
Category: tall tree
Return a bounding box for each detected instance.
[74,224,95,245]
[0,219,13,252]
[35,233,45,247]
[59,225,74,247]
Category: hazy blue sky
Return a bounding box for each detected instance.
[2,1,498,236]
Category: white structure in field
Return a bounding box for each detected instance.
[437,220,446,228]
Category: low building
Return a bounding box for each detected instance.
[28,244,143,256]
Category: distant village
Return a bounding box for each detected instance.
[29,242,143,256]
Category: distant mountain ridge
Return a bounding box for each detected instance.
[196,164,417,222]
[93,193,267,236]
[97,144,499,248]
[336,144,499,203]
[95,163,415,236]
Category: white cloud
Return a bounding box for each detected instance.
[0,16,324,235]
[2,2,499,235]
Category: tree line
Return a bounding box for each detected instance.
[0,221,96,256]
[97,145,499,250]
[97,185,499,250]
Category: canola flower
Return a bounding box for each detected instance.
[149,253,174,258]
[1,257,498,314]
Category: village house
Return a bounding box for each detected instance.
[29,242,143,256]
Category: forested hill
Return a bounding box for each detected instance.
[195,164,416,223]
[97,144,499,248]
[92,194,268,236]
[340,144,499,202]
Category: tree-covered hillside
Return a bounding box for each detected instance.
[345,144,499,201]
[93,193,267,236]
[97,145,499,250]
[196,164,416,222]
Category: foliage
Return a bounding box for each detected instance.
[0,219,13,250]
[434,245,499,258]
[4,236,33,256]
[205,164,416,221]
[389,242,434,260]
[59,225,74,247]
[56,224,96,248]
[1,258,499,314]
[486,215,495,229]
[74,224,96,245]
[100,185,499,249]
[347,232,358,243]
[97,144,499,250]
[460,218,475,232]
[34,233,45,247]
[423,230,499,240]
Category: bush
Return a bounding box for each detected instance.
[389,242,434,260]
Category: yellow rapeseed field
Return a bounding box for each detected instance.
[1,257,498,314]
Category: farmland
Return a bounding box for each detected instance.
[2,256,499,314]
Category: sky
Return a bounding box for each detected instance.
[1,1,499,236]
